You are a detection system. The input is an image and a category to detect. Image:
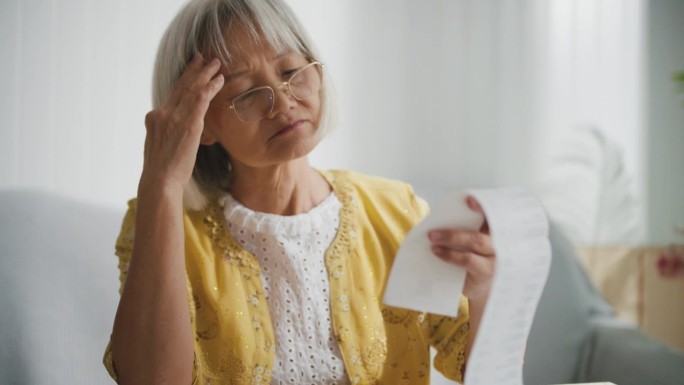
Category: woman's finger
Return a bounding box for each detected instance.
[431,246,494,278]
[165,52,205,108]
[166,54,222,110]
[176,72,225,125]
[186,57,223,92]
[428,229,495,256]
[466,195,490,233]
[466,195,482,213]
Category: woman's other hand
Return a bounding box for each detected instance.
[140,53,224,192]
[428,196,495,302]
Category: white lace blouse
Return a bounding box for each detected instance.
[220,193,350,385]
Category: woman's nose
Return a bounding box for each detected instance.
[275,82,294,99]
[268,82,298,117]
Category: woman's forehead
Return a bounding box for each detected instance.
[221,47,303,71]
[214,20,300,65]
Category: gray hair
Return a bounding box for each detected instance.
[151,0,334,209]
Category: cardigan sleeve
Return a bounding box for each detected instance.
[102,200,199,385]
[102,200,136,382]
[427,297,470,382]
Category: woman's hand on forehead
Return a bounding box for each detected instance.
[140,53,225,193]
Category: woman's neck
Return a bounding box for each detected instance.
[228,158,331,216]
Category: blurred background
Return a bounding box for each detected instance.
[1,0,682,245]
[0,0,682,383]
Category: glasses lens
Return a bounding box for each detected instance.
[289,63,322,100]
[233,87,274,122]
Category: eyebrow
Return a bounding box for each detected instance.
[223,51,293,82]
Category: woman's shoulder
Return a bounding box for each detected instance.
[118,198,138,229]
[118,195,210,233]
[119,196,217,255]
[322,169,415,194]
[323,169,428,219]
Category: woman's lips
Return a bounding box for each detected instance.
[273,119,305,138]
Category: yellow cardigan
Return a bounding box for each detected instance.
[104,170,469,385]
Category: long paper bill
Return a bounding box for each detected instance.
[383,188,552,385]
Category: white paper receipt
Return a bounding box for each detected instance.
[383,190,485,316]
[382,188,552,385]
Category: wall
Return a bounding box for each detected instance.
[0,0,187,209]
[1,0,676,245]
[647,0,684,243]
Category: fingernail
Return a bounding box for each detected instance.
[467,196,482,212]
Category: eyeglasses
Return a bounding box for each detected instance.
[225,61,323,123]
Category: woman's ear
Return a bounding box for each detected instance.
[200,129,218,145]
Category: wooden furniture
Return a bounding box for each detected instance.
[579,245,684,351]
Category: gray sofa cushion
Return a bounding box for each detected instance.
[578,318,684,385]
[524,223,684,385]
[523,224,614,385]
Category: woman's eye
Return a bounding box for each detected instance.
[235,91,258,106]
[229,85,254,99]
[283,68,299,78]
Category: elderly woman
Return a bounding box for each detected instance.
[104,0,495,384]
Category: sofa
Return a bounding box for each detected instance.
[1,189,683,384]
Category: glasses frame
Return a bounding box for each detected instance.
[226,61,324,123]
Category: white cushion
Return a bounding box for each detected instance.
[0,190,122,384]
